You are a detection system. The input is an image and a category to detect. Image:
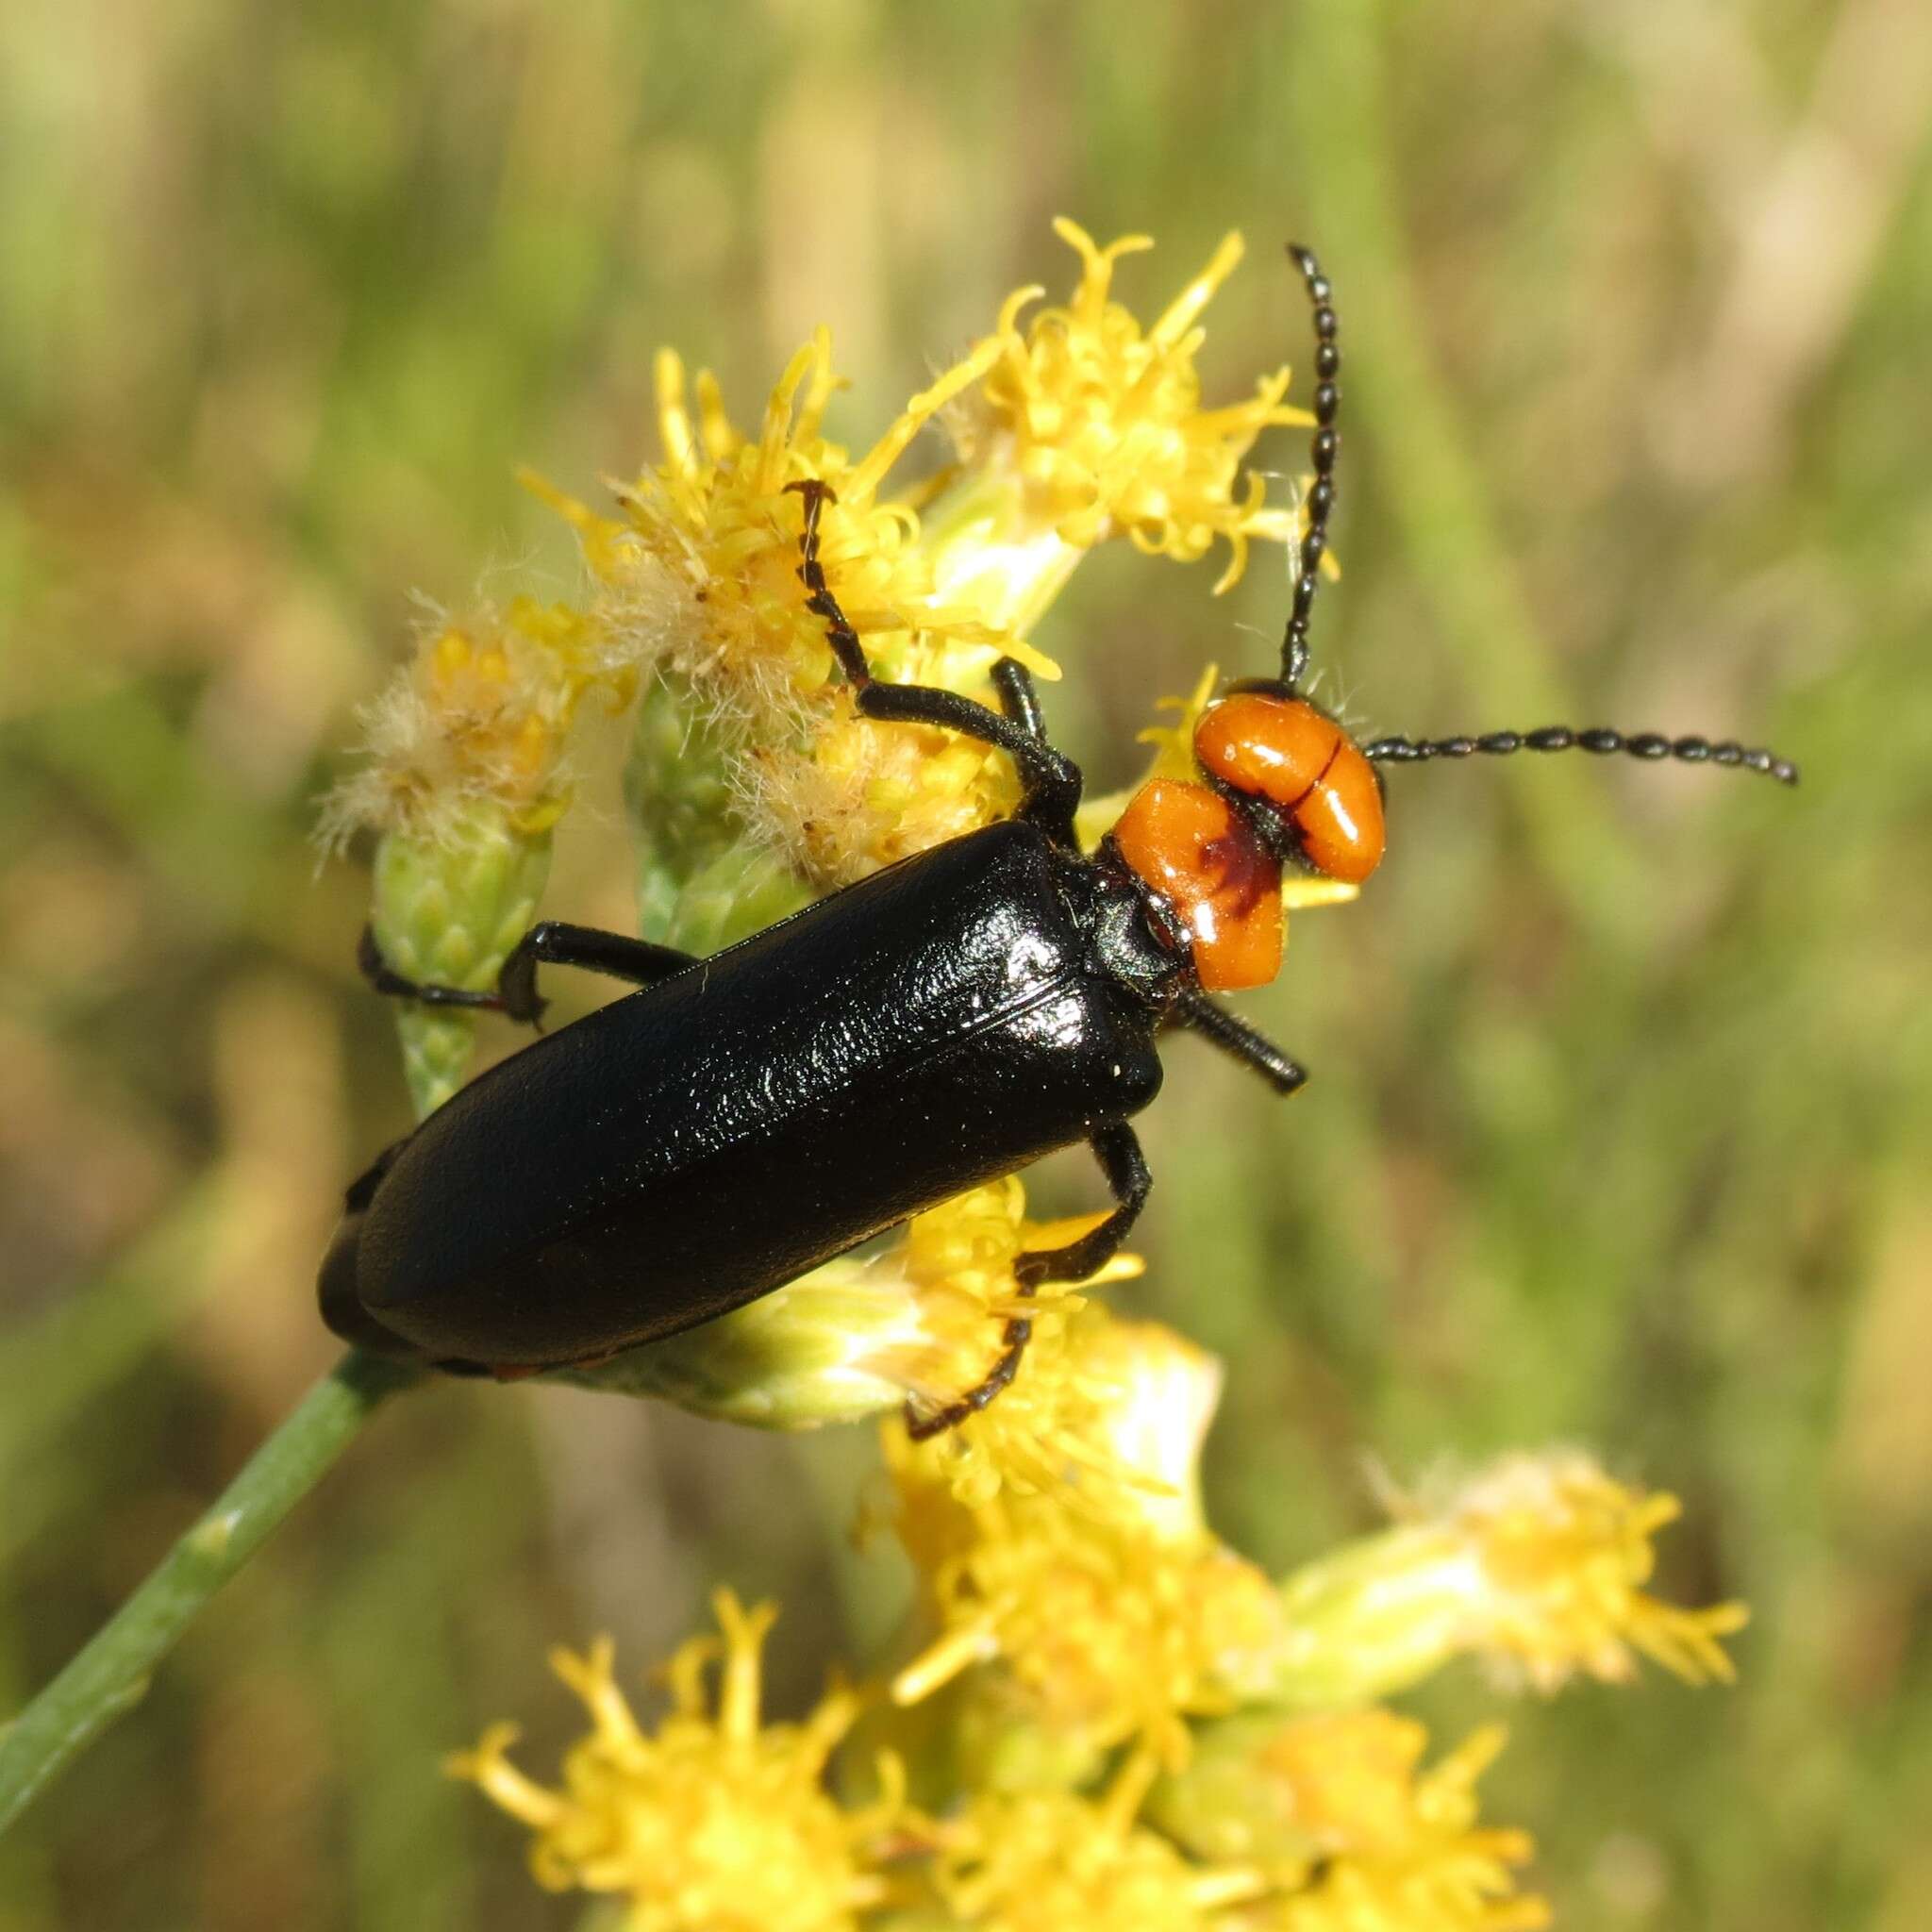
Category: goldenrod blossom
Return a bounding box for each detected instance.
[908,1305,1223,1539]
[933,1755,1268,1932]
[321,594,638,1109]
[539,328,1044,892]
[321,594,634,853]
[888,1314,1286,1765]
[954,220,1308,593]
[450,1592,908,1932]
[1423,1451,1748,1688]
[1258,1720,1548,1932]
[1267,1450,1748,1706]
[1151,1707,1547,1932]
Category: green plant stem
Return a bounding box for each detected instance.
[0,1349,423,1836]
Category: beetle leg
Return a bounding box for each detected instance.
[358,921,698,1028]
[859,680,1084,844]
[904,1321,1032,1441]
[1171,988,1307,1095]
[991,656,1048,742]
[357,925,504,1011]
[493,922,699,1025]
[786,479,1084,847]
[903,1124,1151,1441]
[1014,1122,1153,1286]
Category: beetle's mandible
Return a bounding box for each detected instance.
[321,246,1798,1434]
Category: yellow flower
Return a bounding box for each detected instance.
[1420,1451,1749,1689]
[934,1754,1267,1932]
[1153,1707,1546,1932]
[320,594,630,852]
[887,1316,1286,1766]
[321,594,640,1109]
[1260,1721,1549,1932]
[956,220,1308,593]
[535,328,1043,891]
[450,1591,907,1932]
[1268,1450,1748,1706]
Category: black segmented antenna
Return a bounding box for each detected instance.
[1281,243,1339,694]
[1362,724,1799,787]
[1272,242,1798,789]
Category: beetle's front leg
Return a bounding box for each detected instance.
[786,478,1084,847]
[358,920,700,1027]
[905,1124,1151,1440]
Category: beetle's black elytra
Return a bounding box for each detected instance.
[324,243,1797,1432]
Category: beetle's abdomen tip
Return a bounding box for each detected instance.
[317,1209,422,1359]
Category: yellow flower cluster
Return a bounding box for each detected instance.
[1268,1451,1748,1706]
[886,1310,1284,1769]
[962,221,1303,587]
[450,1593,907,1932]
[533,332,1035,891]
[463,1293,1738,1930]
[322,593,642,1109]
[933,1756,1269,1932]
[321,593,636,853]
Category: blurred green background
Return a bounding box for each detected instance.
[3,1,1928,1926]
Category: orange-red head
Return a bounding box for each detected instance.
[1194,688,1387,886]
[1111,777,1284,992]
[1109,688,1386,994]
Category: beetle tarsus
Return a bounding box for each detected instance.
[898,1124,1149,1441]
[357,924,513,1016]
[358,920,703,1030]
[495,921,699,1024]
[904,1314,1033,1441]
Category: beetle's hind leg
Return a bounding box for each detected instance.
[904,1124,1151,1440]
[787,478,1083,848]
[358,920,699,1028]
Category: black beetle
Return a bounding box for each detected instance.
[322,247,1796,1431]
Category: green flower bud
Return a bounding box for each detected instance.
[625,671,808,953]
[553,1267,923,1429]
[370,813,552,1115]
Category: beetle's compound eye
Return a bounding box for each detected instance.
[1112,778,1284,991]
[1194,691,1387,885]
